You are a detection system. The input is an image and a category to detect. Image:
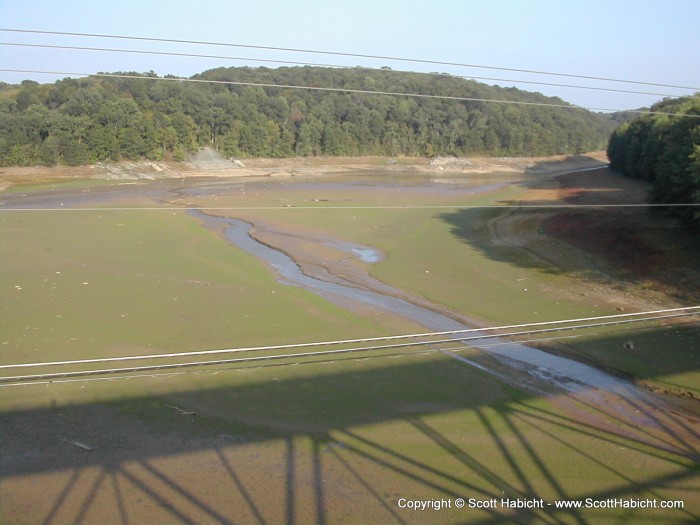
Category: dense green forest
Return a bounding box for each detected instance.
[0,66,617,166]
[607,95,700,229]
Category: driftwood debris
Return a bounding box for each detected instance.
[165,404,197,416]
[62,438,94,451]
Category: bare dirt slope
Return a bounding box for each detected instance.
[548,169,700,306]
[0,151,609,188]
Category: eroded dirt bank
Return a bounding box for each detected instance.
[0,151,609,189]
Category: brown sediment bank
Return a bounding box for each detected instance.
[0,151,609,188]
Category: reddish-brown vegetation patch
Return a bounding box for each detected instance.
[535,168,700,302]
[543,212,665,277]
[556,167,649,205]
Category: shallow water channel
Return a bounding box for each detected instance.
[190,209,641,398]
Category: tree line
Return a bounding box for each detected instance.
[607,95,700,229]
[0,66,617,167]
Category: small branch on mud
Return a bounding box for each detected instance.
[62,438,94,451]
[165,404,197,416]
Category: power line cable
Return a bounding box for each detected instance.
[4,308,695,370]
[2,68,698,117]
[0,42,683,100]
[2,28,698,91]
[0,332,595,387]
[2,307,696,372]
[1,311,696,384]
[4,203,700,213]
[4,316,699,388]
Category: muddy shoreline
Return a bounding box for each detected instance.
[0,151,609,188]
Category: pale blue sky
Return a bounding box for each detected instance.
[1,0,698,110]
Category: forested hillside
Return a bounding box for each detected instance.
[0,66,617,166]
[607,95,700,229]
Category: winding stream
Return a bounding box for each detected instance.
[191,209,643,399]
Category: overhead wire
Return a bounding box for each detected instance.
[5,316,700,388]
[2,307,697,373]
[3,68,698,118]
[0,331,596,388]
[2,30,698,116]
[0,42,684,100]
[2,28,698,91]
[0,311,696,385]
[3,203,700,213]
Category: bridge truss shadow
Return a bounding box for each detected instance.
[2,336,700,525]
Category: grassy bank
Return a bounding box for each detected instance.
[0,208,425,408]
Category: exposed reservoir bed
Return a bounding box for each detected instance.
[191,208,645,400]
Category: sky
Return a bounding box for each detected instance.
[1,0,698,111]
